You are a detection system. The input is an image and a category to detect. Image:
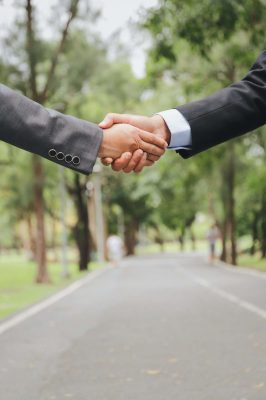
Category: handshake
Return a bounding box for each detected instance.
[97,113,171,173]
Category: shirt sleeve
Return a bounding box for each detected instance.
[157,109,192,150]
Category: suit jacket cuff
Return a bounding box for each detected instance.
[45,109,103,175]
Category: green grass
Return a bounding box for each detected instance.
[137,241,266,273]
[0,253,102,320]
[238,254,266,272]
[136,240,214,255]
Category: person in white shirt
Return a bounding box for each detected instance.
[106,235,124,267]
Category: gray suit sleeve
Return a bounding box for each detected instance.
[0,84,103,174]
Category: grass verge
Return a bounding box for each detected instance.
[0,254,102,320]
[238,254,266,272]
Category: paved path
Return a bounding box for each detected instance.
[0,254,266,400]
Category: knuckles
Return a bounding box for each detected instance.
[129,141,139,152]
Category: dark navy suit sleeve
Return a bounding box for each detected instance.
[175,51,266,158]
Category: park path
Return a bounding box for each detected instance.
[0,253,266,400]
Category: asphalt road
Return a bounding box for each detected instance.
[1,253,266,400]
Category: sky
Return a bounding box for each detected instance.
[0,0,159,77]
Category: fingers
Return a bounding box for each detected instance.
[147,154,160,162]
[134,153,153,173]
[138,130,167,156]
[101,157,113,166]
[123,149,144,173]
[143,160,154,167]
[104,150,154,174]
[99,113,131,129]
[111,150,151,173]
[139,130,167,149]
[111,152,132,172]
[101,147,160,169]
[139,139,166,157]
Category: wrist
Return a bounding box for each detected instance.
[98,130,107,158]
[151,115,171,144]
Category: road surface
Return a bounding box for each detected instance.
[0,253,266,400]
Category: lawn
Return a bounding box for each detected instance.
[238,254,266,272]
[136,240,212,255]
[0,253,102,320]
[137,241,266,272]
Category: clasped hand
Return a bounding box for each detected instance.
[98,114,171,173]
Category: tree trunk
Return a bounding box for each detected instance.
[179,226,186,251]
[33,155,50,283]
[124,219,139,255]
[220,144,237,265]
[220,217,228,262]
[26,1,49,283]
[155,227,164,252]
[179,235,184,251]
[25,0,81,282]
[228,145,237,265]
[250,212,259,255]
[72,174,90,271]
[26,214,36,261]
[33,153,49,283]
[261,192,266,258]
[74,224,90,270]
[220,167,228,263]
[190,227,196,251]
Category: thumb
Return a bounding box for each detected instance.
[99,115,114,129]
[99,113,131,128]
[101,157,113,166]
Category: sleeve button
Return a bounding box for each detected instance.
[56,152,65,160]
[48,149,57,158]
[65,154,73,163]
[72,156,80,165]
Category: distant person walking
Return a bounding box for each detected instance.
[106,235,124,267]
[206,224,220,263]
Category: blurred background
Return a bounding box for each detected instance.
[0,0,266,319]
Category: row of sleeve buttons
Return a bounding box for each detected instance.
[48,149,80,165]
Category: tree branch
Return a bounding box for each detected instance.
[40,0,80,103]
[26,0,38,100]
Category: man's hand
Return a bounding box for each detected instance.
[98,122,167,161]
[99,113,171,172]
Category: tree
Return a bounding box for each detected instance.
[0,0,103,279]
[141,0,266,264]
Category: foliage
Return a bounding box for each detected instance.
[0,0,265,269]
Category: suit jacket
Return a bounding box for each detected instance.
[176,51,266,158]
[0,84,103,174]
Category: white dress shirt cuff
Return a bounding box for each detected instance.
[157,109,192,150]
